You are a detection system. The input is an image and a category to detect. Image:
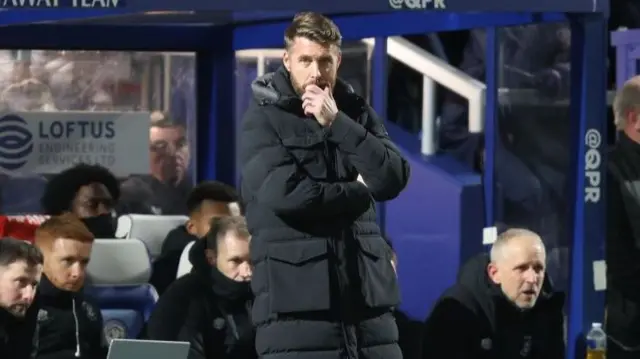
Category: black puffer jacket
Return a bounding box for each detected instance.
[240,66,410,359]
[423,254,565,359]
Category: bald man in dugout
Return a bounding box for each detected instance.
[422,228,565,359]
[488,229,547,308]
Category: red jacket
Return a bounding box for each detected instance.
[0,215,48,243]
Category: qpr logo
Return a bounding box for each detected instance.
[0,114,33,171]
[104,320,127,342]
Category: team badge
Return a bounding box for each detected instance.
[104,320,127,342]
[37,309,48,322]
[82,302,97,321]
[213,317,226,330]
[480,338,492,350]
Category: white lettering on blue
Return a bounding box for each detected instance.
[584,129,602,203]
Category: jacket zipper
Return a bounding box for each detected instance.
[71,298,81,358]
[323,136,357,359]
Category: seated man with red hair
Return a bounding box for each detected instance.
[32,214,107,359]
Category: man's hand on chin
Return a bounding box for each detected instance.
[301,84,338,127]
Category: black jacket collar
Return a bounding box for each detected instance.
[188,240,252,307]
[619,132,640,156]
[250,66,365,115]
[38,274,83,307]
[0,306,16,333]
[456,253,565,333]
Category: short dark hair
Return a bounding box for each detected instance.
[205,216,250,255]
[41,164,120,215]
[150,111,184,129]
[0,238,43,268]
[186,181,239,215]
[284,12,342,50]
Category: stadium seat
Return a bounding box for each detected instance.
[115,214,188,260]
[176,240,196,278]
[85,238,158,341]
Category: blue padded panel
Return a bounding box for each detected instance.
[383,121,484,321]
[88,284,158,321]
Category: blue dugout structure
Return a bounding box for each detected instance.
[0,1,608,358]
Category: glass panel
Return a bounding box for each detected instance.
[435,30,482,164]
[234,56,258,187]
[339,42,370,99]
[0,50,196,215]
[388,33,465,138]
[495,23,572,290]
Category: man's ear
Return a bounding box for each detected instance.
[185,219,197,236]
[634,113,640,131]
[487,262,500,285]
[205,249,216,266]
[283,50,291,72]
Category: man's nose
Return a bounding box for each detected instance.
[96,203,111,216]
[22,285,36,303]
[309,61,321,78]
[524,268,538,283]
[69,264,85,278]
[166,143,180,156]
[240,263,253,280]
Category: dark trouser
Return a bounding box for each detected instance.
[606,290,640,359]
[607,338,640,359]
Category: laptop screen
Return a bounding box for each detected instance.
[107,339,190,359]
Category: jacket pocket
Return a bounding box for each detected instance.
[356,235,400,308]
[281,135,327,180]
[266,240,331,313]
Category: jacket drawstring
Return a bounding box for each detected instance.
[71,299,81,358]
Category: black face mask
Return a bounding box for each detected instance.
[81,214,116,238]
[210,266,252,301]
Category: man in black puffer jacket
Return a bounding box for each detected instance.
[240,12,410,359]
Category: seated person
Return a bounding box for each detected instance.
[146,216,254,359]
[33,214,107,359]
[151,181,240,294]
[422,228,564,359]
[40,164,120,239]
[119,113,193,215]
[0,238,43,359]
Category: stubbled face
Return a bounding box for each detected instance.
[0,260,41,318]
[206,231,252,282]
[283,36,341,96]
[149,125,189,185]
[44,238,92,292]
[488,236,546,309]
